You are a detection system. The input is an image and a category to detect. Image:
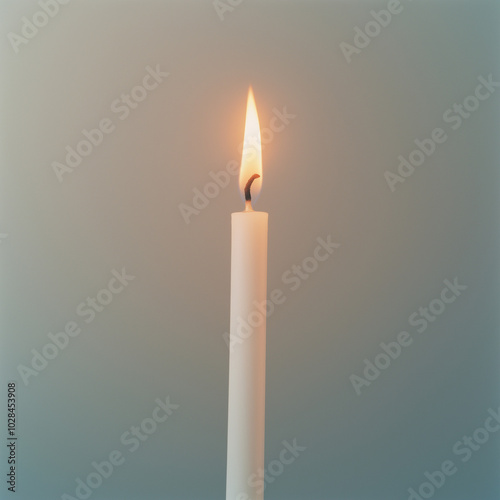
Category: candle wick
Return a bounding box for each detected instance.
[244,174,260,204]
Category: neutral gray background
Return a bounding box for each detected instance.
[0,1,499,499]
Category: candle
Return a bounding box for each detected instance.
[226,87,268,500]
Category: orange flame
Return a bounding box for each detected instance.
[239,86,262,206]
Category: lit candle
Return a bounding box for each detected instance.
[226,87,268,500]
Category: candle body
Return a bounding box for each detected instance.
[226,211,268,500]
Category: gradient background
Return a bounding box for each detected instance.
[0,0,499,499]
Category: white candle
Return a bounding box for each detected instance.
[226,88,268,500]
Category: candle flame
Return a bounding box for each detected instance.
[239,86,262,207]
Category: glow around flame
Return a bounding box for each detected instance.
[239,86,262,204]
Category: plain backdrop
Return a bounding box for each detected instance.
[0,1,499,499]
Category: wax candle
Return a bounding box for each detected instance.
[226,87,268,500]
